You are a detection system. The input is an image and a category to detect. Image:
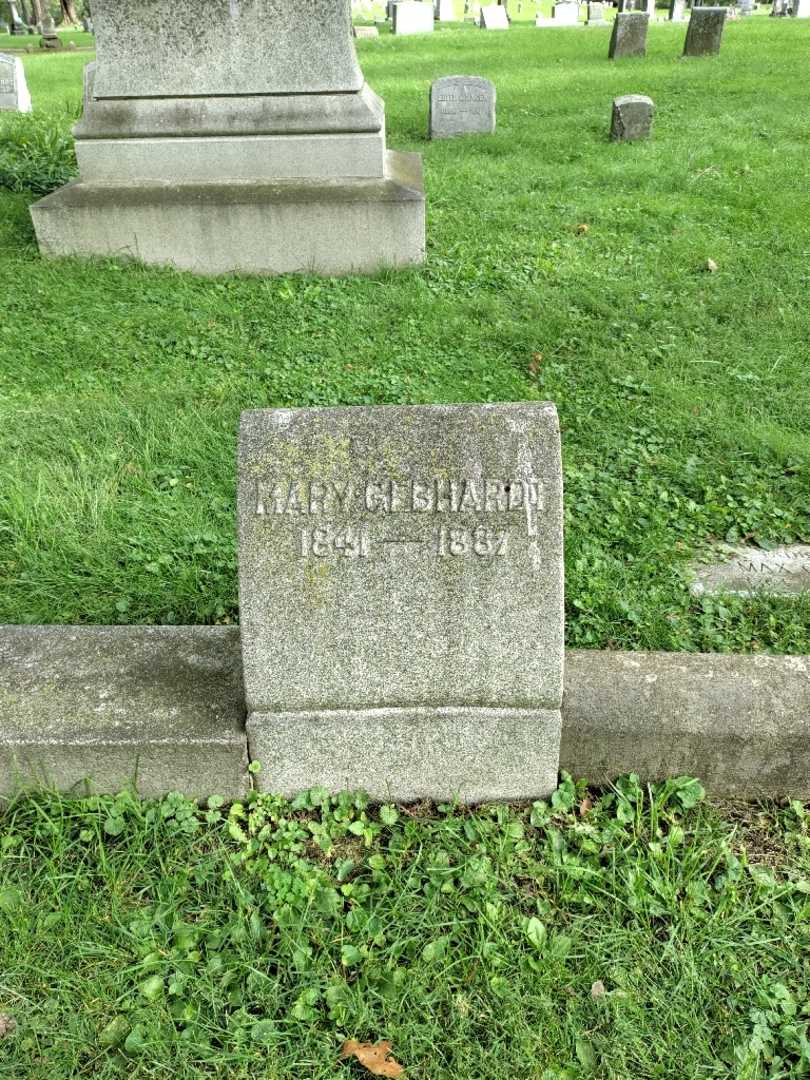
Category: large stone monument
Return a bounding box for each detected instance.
[0,52,31,112]
[238,403,565,802]
[29,0,425,277]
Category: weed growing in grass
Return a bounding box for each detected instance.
[0,777,808,1078]
[0,109,77,195]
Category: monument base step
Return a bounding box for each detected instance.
[30,150,425,277]
[246,707,563,803]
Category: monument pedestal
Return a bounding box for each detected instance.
[30,0,425,277]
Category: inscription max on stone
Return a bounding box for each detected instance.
[254,473,545,558]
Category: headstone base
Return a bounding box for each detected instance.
[30,150,426,277]
[247,707,562,802]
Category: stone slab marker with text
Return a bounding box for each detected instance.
[238,404,564,802]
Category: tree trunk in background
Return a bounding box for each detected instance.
[29,0,44,25]
[59,0,80,25]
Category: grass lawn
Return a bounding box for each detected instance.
[0,778,808,1078]
[1,21,808,648]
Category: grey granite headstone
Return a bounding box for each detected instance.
[610,93,654,139]
[238,403,564,802]
[41,15,61,49]
[0,52,31,112]
[690,545,810,597]
[587,2,608,22]
[608,11,648,55]
[683,5,726,53]
[429,75,496,139]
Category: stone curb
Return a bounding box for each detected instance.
[1,626,808,800]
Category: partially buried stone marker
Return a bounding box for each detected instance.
[683,6,726,55]
[430,75,496,139]
[608,11,649,57]
[0,53,31,112]
[353,25,380,36]
[610,93,654,140]
[690,545,810,598]
[238,403,565,803]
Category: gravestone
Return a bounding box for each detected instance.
[430,75,496,138]
[793,0,809,15]
[392,0,435,31]
[238,403,565,802]
[608,11,649,55]
[587,3,608,23]
[669,0,686,19]
[683,6,726,55]
[7,1,25,34]
[480,4,510,25]
[41,16,60,49]
[353,24,381,36]
[690,545,810,598]
[553,2,581,21]
[435,0,456,19]
[0,52,31,112]
[610,93,654,140]
[30,0,425,277]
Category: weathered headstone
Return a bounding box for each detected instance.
[353,24,381,36]
[30,0,425,277]
[430,75,496,138]
[0,52,31,112]
[553,1,581,21]
[669,0,686,19]
[610,93,654,140]
[690,545,810,598]
[480,3,510,25]
[608,11,648,55]
[392,0,435,31]
[435,0,456,19]
[41,15,61,49]
[587,3,608,23]
[683,6,726,55]
[238,403,565,802]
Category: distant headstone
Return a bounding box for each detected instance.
[608,11,649,55]
[82,17,95,32]
[0,52,31,112]
[480,3,510,25]
[793,0,810,15]
[683,6,726,54]
[669,0,686,19]
[238,403,565,803]
[587,2,608,22]
[430,75,496,138]
[553,1,581,21]
[7,1,26,34]
[41,15,61,49]
[435,0,456,18]
[770,0,786,13]
[690,545,810,598]
[610,93,654,140]
[738,0,754,13]
[392,0,436,31]
[353,24,381,35]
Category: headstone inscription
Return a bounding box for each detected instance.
[429,75,496,138]
[610,93,654,140]
[29,0,426,277]
[0,52,31,112]
[392,0,435,32]
[683,6,726,55]
[238,404,565,802]
[480,3,510,25]
[608,11,649,55]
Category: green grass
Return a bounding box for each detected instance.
[0,777,808,1078]
[0,22,808,650]
[0,30,94,51]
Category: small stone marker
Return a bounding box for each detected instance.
[238,403,565,802]
[41,15,61,49]
[669,0,686,19]
[480,4,510,26]
[430,75,496,138]
[353,25,381,36]
[690,545,810,598]
[435,0,456,19]
[0,52,31,112]
[608,11,649,56]
[610,93,654,140]
[553,1,581,22]
[683,5,726,54]
[392,0,436,31]
[587,2,608,23]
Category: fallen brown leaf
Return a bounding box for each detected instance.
[704,258,718,272]
[0,1015,16,1039]
[340,1039,404,1077]
[578,797,593,817]
[576,223,590,235]
[591,980,607,999]
[529,352,544,376]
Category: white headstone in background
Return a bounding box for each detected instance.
[435,0,456,17]
[553,2,581,21]
[793,0,810,16]
[392,0,436,32]
[480,3,510,25]
[0,53,32,112]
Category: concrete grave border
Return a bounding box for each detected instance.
[1,625,808,801]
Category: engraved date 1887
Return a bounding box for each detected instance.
[435,525,508,557]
